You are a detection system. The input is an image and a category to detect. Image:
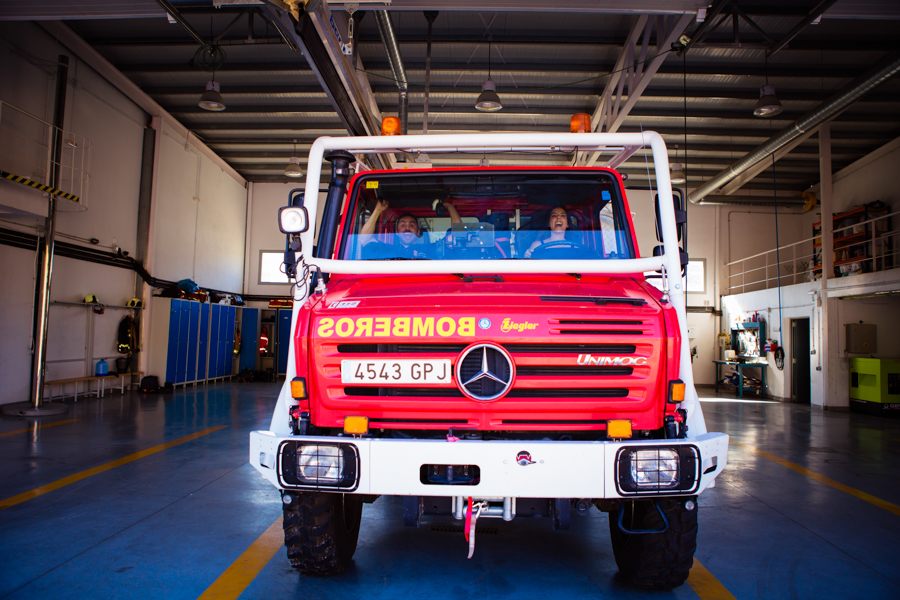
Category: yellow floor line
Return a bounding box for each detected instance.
[731,439,900,517]
[687,559,738,600]
[0,419,80,438]
[197,516,284,600]
[0,425,228,510]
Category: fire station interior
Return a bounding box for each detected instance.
[1,1,899,598]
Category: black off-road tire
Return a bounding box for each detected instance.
[608,496,698,590]
[283,492,363,575]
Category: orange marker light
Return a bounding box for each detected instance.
[381,116,401,136]
[290,377,307,399]
[343,416,369,435]
[570,113,591,133]
[607,420,632,439]
[669,380,686,403]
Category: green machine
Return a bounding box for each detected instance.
[849,358,900,416]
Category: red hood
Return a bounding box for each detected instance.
[315,274,662,311]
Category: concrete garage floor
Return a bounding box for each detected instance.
[1,384,899,600]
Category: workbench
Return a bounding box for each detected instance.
[713,360,768,398]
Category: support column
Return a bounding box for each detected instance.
[818,122,843,409]
[5,56,70,416]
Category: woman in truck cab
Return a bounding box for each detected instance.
[523,206,570,258]
[358,199,461,258]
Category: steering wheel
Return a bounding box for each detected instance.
[530,240,598,260]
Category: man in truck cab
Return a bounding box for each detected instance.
[358,198,461,258]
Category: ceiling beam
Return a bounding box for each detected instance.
[578,13,694,167]
[142,84,900,104]
[117,61,874,79]
[169,104,895,123]
[768,0,841,58]
[261,3,382,141]
[84,34,899,53]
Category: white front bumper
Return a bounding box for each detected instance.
[250,431,728,499]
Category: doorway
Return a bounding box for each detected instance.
[791,318,811,404]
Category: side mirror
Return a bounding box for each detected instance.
[279,206,309,234]
[654,190,687,243]
[653,244,689,271]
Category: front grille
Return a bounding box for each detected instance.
[370,418,471,424]
[345,387,463,397]
[516,366,632,376]
[337,343,465,354]
[344,387,628,399]
[507,388,628,398]
[556,329,643,335]
[337,342,639,354]
[505,343,637,354]
[541,295,646,306]
[501,419,606,425]
[557,320,643,325]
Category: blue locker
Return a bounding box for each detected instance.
[224,306,236,376]
[209,304,221,378]
[165,299,182,384]
[239,308,259,372]
[186,301,200,382]
[217,305,229,377]
[277,309,292,374]
[198,303,209,381]
[174,300,190,384]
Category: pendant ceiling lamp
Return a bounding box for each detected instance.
[198,78,225,112]
[754,85,784,117]
[475,39,502,112]
[753,56,782,118]
[284,139,303,178]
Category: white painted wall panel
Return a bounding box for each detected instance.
[194,153,247,293]
[153,121,246,292]
[0,245,37,404]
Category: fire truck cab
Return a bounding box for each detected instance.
[250,131,728,590]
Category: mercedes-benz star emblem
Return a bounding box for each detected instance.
[456,343,514,401]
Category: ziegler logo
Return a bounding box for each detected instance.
[328,300,360,309]
[577,355,648,366]
[501,318,538,333]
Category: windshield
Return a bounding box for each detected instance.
[338,170,634,261]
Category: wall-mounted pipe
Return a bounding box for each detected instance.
[690,48,900,204]
[374,10,409,135]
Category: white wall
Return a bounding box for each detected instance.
[0,22,248,404]
[246,182,296,297]
[718,136,900,407]
[245,183,328,297]
[0,22,145,404]
[152,120,246,293]
[721,281,820,401]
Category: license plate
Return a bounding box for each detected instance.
[341,359,452,384]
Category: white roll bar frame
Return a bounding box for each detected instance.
[294,131,706,435]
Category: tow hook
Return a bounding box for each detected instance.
[465,497,487,559]
[615,500,670,535]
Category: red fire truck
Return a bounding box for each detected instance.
[250,130,728,589]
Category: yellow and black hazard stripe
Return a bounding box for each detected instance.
[0,170,80,202]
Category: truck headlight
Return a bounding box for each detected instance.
[299,446,343,483]
[278,441,359,491]
[615,445,699,495]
